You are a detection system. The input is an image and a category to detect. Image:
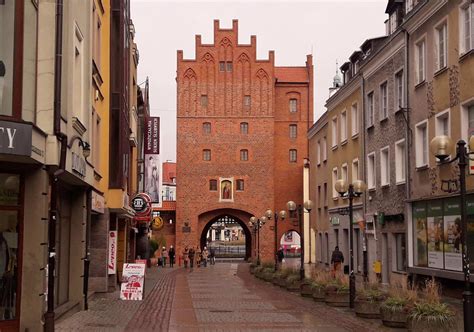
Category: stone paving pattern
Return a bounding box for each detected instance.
[57,263,402,331]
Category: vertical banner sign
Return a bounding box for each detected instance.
[443,198,462,271]
[144,117,161,204]
[108,231,117,274]
[120,263,146,300]
[413,202,428,267]
[427,200,444,269]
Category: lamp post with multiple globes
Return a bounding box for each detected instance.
[264,209,287,271]
[249,216,267,266]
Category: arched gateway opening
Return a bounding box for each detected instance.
[200,215,252,260]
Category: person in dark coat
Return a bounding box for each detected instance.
[188,247,195,269]
[331,246,344,277]
[276,247,284,268]
[168,246,176,268]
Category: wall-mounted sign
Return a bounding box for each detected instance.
[152,216,164,230]
[92,191,105,214]
[132,193,152,223]
[71,152,86,177]
[108,231,117,274]
[330,216,340,226]
[144,117,161,204]
[0,121,32,156]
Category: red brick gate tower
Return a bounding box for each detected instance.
[176,20,313,261]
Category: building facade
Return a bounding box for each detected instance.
[176,20,313,261]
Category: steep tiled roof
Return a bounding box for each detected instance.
[275,67,309,83]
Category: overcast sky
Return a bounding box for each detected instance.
[131,1,387,163]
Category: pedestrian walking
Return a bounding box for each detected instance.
[196,247,202,267]
[161,246,168,268]
[169,245,175,267]
[188,247,195,269]
[276,246,284,269]
[330,246,344,278]
[209,247,216,265]
[183,246,189,268]
[201,247,209,267]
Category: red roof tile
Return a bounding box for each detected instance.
[275,67,309,83]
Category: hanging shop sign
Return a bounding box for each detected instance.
[120,263,146,301]
[152,216,164,230]
[0,120,32,156]
[132,193,152,223]
[108,231,117,274]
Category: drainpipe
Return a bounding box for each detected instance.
[83,188,92,310]
[45,1,65,331]
[361,75,368,282]
[403,28,411,279]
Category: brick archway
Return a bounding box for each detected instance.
[198,208,253,260]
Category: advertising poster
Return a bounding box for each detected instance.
[427,200,444,269]
[467,196,474,269]
[108,231,117,275]
[413,202,428,267]
[144,117,161,204]
[120,263,146,301]
[443,198,462,271]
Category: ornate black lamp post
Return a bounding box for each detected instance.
[430,135,473,332]
[249,216,267,266]
[265,209,287,271]
[286,200,313,280]
[334,178,366,309]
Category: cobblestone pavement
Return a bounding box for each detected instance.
[58,263,400,332]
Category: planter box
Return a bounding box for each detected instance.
[325,290,350,307]
[312,287,325,302]
[380,306,408,328]
[300,283,313,297]
[354,299,382,319]
[250,265,256,274]
[286,281,301,292]
[407,317,454,332]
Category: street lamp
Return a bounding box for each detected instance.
[335,178,366,309]
[430,135,474,332]
[287,200,313,280]
[265,209,287,271]
[249,216,267,265]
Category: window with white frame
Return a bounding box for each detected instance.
[395,70,404,110]
[435,22,447,70]
[406,0,414,13]
[289,149,297,163]
[380,146,390,186]
[331,117,338,147]
[351,103,359,136]
[395,139,406,183]
[322,137,327,161]
[332,168,338,198]
[390,11,398,33]
[367,92,374,127]
[435,110,450,137]
[367,152,376,189]
[289,99,297,113]
[416,39,426,84]
[289,124,297,139]
[341,164,348,183]
[415,121,428,167]
[340,111,347,142]
[352,159,359,182]
[380,82,388,120]
[460,3,473,55]
[317,141,321,165]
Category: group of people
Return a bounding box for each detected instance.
[182,246,216,269]
[157,245,176,268]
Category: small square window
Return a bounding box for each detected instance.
[226,62,233,72]
[201,95,208,107]
[240,122,248,134]
[289,149,297,163]
[240,149,248,161]
[209,179,217,191]
[203,149,211,161]
[243,95,251,107]
[289,99,297,113]
[219,61,225,72]
[236,179,244,191]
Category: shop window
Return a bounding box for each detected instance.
[0,173,21,321]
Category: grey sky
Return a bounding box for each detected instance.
[131,1,387,163]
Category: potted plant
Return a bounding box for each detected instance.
[308,271,331,302]
[380,282,417,328]
[275,268,294,288]
[300,278,315,297]
[408,279,456,331]
[354,283,386,319]
[324,275,350,307]
[285,273,301,292]
[261,267,275,282]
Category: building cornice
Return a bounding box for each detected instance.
[325,76,362,109]
[403,0,448,34]
[308,111,328,139]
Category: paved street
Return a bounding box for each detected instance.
[57,263,395,331]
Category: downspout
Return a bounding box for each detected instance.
[361,74,368,282]
[45,0,65,331]
[404,27,411,278]
[83,188,92,310]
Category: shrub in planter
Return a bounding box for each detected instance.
[254,266,265,279]
[310,271,331,302]
[276,268,295,288]
[408,279,456,332]
[325,276,350,307]
[285,274,301,292]
[380,283,417,328]
[249,260,258,274]
[354,284,386,319]
[261,268,275,282]
[300,278,315,297]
